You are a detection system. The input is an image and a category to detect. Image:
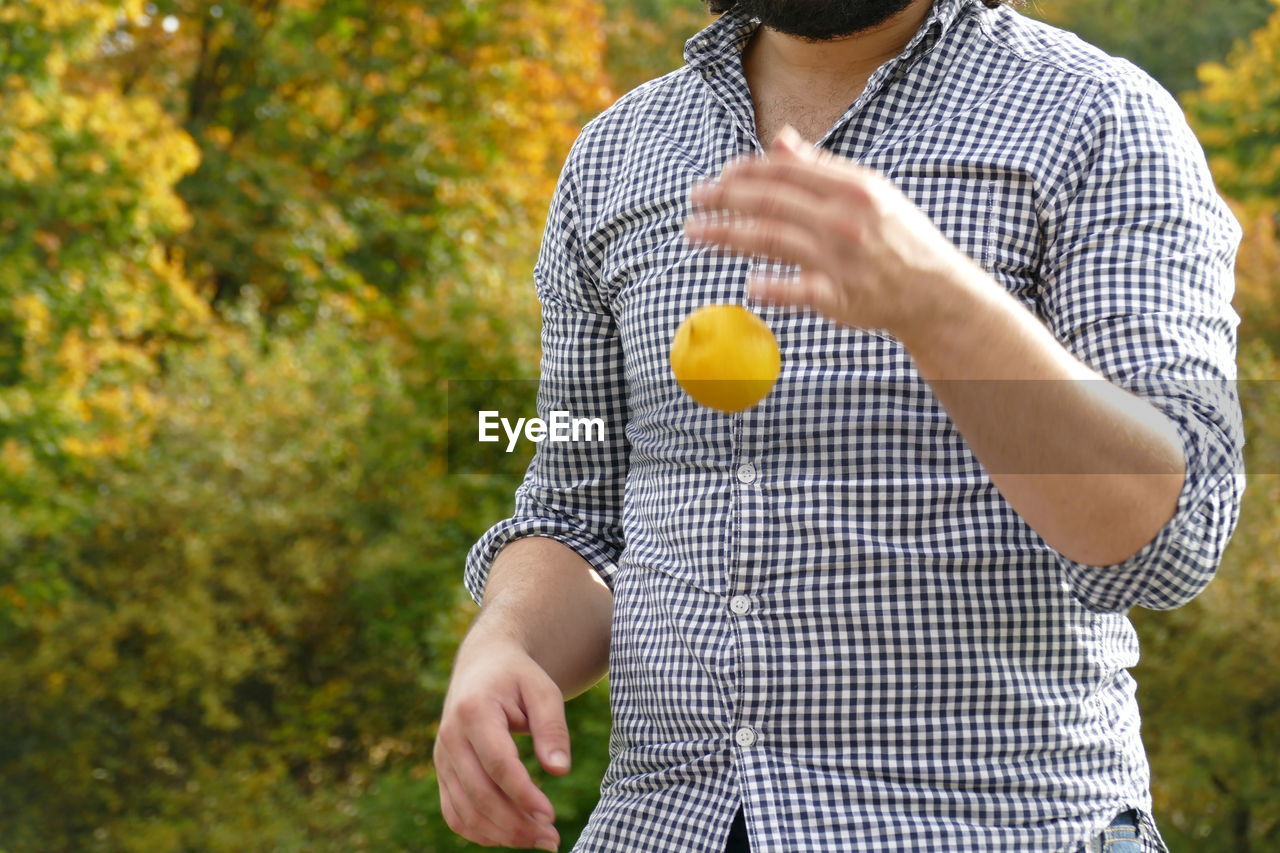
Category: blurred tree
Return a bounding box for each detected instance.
[0,307,569,851]
[0,1,618,851]
[0,0,208,549]
[1181,0,1280,203]
[86,0,610,319]
[1230,205,1280,353]
[1025,0,1273,95]
[601,0,709,95]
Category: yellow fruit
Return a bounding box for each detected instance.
[669,304,781,413]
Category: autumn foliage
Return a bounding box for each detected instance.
[1,1,611,850]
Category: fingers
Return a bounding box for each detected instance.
[690,176,824,236]
[687,143,873,270]
[684,213,827,270]
[444,743,561,850]
[747,269,841,317]
[720,151,876,208]
[436,674,566,851]
[466,701,559,822]
[438,765,502,847]
[520,671,573,776]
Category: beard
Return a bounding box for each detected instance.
[733,0,920,41]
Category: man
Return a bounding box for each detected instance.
[436,0,1245,850]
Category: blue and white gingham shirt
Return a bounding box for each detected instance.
[465,1,1245,850]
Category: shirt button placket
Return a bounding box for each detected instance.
[734,726,758,748]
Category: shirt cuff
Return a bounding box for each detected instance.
[1055,392,1244,613]
[464,516,622,606]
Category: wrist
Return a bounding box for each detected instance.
[893,260,1001,356]
[457,608,534,666]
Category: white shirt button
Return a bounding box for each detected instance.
[729,595,752,615]
[735,462,756,484]
[734,726,758,747]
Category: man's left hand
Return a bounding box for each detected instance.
[684,123,986,342]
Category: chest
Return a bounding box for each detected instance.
[584,98,1050,401]
[750,80,870,148]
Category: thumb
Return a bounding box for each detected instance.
[520,671,572,776]
[772,124,811,158]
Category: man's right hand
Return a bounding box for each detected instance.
[435,638,572,852]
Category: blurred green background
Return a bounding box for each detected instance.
[1,0,1277,850]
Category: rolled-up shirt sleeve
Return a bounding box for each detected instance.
[463,136,629,606]
[1038,69,1246,613]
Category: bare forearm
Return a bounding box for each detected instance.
[899,263,1186,567]
[460,536,613,699]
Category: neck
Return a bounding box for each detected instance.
[745,0,935,86]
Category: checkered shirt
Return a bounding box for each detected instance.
[464,1,1245,850]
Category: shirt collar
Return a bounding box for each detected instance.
[683,0,974,74]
